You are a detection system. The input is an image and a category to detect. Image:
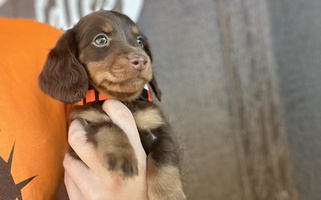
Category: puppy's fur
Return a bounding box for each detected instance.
[39,11,185,199]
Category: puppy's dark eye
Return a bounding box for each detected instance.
[137,36,144,48]
[93,33,109,47]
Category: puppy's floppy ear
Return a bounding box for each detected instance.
[39,29,88,104]
[149,75,162,102]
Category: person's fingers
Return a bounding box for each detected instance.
[63,152,115,198]
[102,99,146,162]
[63,152,93,185]
[65,104,148,199]
[64,171,85,200]
[67,120,109,176]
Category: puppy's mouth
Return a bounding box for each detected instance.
[85,53,152,101]
[91,79,147,101]
[89,69,152,101]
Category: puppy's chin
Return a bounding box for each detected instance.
[92,78,148,101]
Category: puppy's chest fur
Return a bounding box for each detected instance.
[70,100,166,154]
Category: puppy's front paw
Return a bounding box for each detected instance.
[104,149,139,178]
[88,122,139,178]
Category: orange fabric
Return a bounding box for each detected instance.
[0,18,67,199]
[81,85,153,105]
[82,89,110,104]
[147,89,153,102]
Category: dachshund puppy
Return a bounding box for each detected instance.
[39,11,185,199]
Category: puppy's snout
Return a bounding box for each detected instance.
[129,55,147,71]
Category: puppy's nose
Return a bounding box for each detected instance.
[129,55,147,71]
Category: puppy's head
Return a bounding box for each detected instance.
[39,11,161,104]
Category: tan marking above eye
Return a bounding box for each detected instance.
[132,26,140,35]
[102,23,113,33]
[133,107,164,130]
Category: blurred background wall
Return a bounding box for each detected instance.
[1,0,320,199]
[268,0,321,199]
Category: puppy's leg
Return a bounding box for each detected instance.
[71,106,138,178]
[86,121,139,178]
[144,132,186,200]
[130,103,185,199]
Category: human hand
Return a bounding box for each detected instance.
[63,99,148,200]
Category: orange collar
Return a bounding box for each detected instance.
[80,84,153,105]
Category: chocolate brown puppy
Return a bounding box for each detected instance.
[39,11,185,200]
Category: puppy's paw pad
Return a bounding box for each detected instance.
[105,152,139,178]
